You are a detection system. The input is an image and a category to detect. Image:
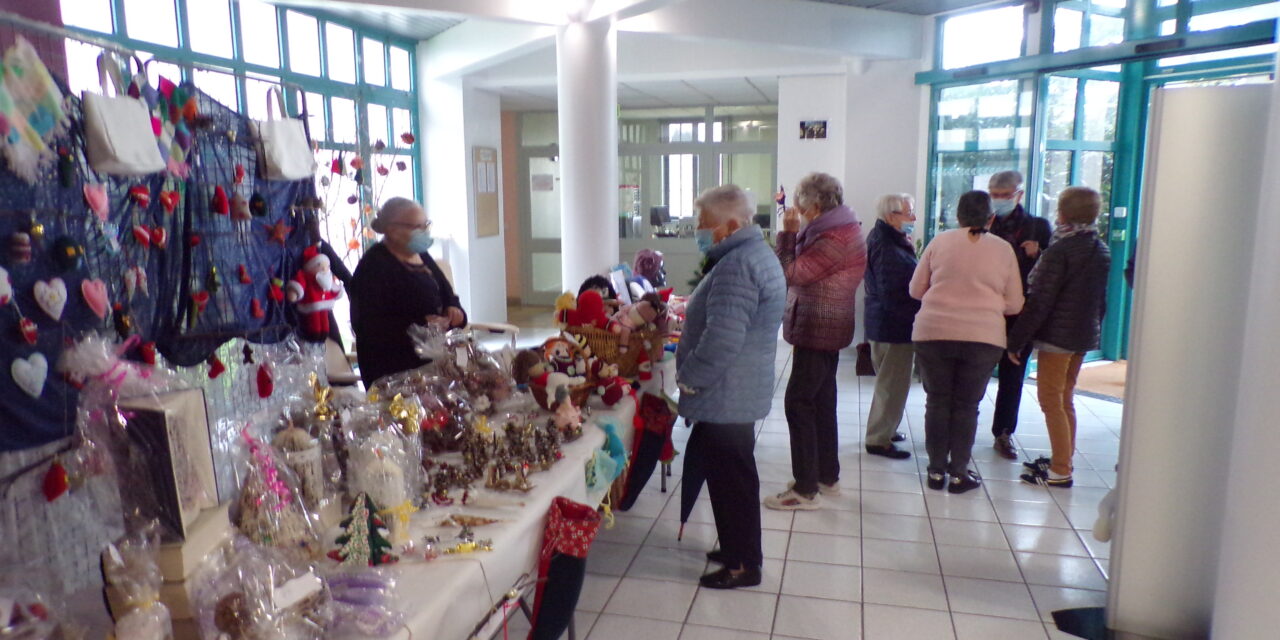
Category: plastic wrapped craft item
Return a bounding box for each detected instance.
[101,522,174,640]
[347,433,419,545]
[190,536,331,640]
[0,584,83,640]
[407,322,447,363]
[272,413,327,512]
[324,570,404,638]
[231,429,321,563]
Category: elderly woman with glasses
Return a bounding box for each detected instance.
[350,197,467,387]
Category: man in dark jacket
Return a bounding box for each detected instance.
[988,170,1052,459]
[863,193,921,459]
[1007,187,1111,488]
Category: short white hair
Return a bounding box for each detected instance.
[795,172,844,212]
[370,196,422,234]
[876,193,915,222]
[989,170,1023,191]
[694,184,752,224]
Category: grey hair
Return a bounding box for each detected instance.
[370,196,422,234]
[795,172,844,212]
[989,170,1023,191]
[694,184,753,224]
[875,193,915,222]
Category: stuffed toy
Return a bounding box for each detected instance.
[590,359,628,407]
[532,371,586,407]
[542,337,586,377]
[286,244,344,340]
[558,289,609,329]
[608,292,668,352]
[512,349,547,389]
[633,248,666,287]
[553,291,576,328]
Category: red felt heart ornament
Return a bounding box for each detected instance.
[211,186,229,215]
[129,185,150,208]
[139,341,157,365]
[191,291,210,313]
[150,227,168,249]
[256,363,274,398]
[158,190,179,214]
[42,460,69,502]
[132,225,151,248]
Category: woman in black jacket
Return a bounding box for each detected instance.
[863,193,921,459]
[350,197,467,387]
[1007,187,1111,488]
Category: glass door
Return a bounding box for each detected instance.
[520,153,563,305]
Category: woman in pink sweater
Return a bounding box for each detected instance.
[909,190,1023,494]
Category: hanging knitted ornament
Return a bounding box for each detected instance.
[206,266,222,294]
[57,146,75,188]
[256,363,274,398]
[250,297,265,319]
[19,317,37,345]
[128,185,150,208]
[150,226,168,249]
[158,189,179,214]
[234,164,246,185]
[207,354,226,379]
[42,459,69,502]
[268,278,285,303]
[51,237,83,272]
[242,344,255,364]
[211,186,230,216]
[249,192,267,217]
[112,303,133,339]
[139,341,157,365]
[238,264,252,284]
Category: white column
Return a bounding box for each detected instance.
[1211,59,1280,638]
[556,16,620,291]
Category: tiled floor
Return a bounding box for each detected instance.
[506,333,1121,639]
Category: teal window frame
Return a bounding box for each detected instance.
[62,0,420,204]
[919,0,1277,361]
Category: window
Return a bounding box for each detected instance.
[60,0,113,33]
[940,5,1026,69]
[239,0,280,68]
[123,0,178,47]
[389,47,412,91]
[187,0,234,58]
[1052,1,1127,54]
[287,12,321,76]
[363,38,385,85]
[194,69,239,110]
[326,24,356,83]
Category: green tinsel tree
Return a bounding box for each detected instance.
[328,492,398,566]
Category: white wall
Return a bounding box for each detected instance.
[844,58,928,227]
[461,85,508,323]
[777,74,848,198]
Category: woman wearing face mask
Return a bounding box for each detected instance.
[862,193,921,460]
[764,172,866,512]
[350,197,467,387]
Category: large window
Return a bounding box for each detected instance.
[60,0,420,348]
[940,4,1027,69]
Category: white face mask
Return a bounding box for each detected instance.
[992,198,1017,216]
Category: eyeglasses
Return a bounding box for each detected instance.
[390,221,432,232]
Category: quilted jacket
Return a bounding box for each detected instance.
[1007,231,1111,353]
[864,219,921,344]
[775,207,867,351]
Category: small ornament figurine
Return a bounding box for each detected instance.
[286,245,344,340]
[328,492,398,566]
[207,354,226,379]
[238,263,252,284]
[442,525,493,555]
[9,231,32,264]
[273,420,325,510]
[50,237,83,272]
[249,192,267,217]
[158,189,179,214]
[265,220,292,245]
[553,388,584,441]
[608,292,668,352]
[211,185,230,215]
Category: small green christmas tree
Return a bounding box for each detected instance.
[327,492,398,566]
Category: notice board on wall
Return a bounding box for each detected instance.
[474,146,499,237]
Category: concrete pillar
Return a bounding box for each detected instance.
[555,16,620,291]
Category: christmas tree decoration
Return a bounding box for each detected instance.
[25,214,44,244]
[11,352,48,398]
[206,354,225,379]
[128,184,150,208]
[187,232,200,248]
[265,220,291,245]
[124,265,149,300]
[33,278,67,321]
[376,165,388,177]
[84,183,109,222]
[328,492,398,566]
[8,231,32,263]
[149,226,167,249]
[211,185,229,215]
[373,139,387,152]
[190,290,210,314]
[395,160,407,172]
[233,163,245,185]
[42,459,68,502]
[330,155,344,175]
[230,193,249,222]
[80,278,109,320]
[50,237,83,272]
[158,189,179,214]
[349,156,364,171]
[256,363,274,398]
[268,278,285,303]
[250,297,265,319]
[131,224,151,248]
[237,264,252,284]
[242,344,255,365]
[345,194,358,205]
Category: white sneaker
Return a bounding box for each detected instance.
[788,480,841,497]
[764,489,821,511]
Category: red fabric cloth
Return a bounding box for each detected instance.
[775,222,867,351]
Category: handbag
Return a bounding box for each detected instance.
[855,341,876,376]
[81,53,165,176]
[252,87,315,181]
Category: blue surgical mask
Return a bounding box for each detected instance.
[694,229,715,254]
[407,229,435,253]
[992,198,1017,216]
[900,223,915,235]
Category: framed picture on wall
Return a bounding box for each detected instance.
[800,120,828,139]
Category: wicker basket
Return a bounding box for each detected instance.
[532,381,595,411]
[567,325,666,379]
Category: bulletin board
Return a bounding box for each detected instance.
[473,146,499,237]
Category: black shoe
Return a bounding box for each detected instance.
[994,435,1018,460]
[866,444,911,460]
[927,471,945,491]
[706,549,729,565]
[1022,456,1051,473]
[891,432,906,442]
[699,566,762,590]
[948,471,982,494]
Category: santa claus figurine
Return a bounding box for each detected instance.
[287,244,344,340]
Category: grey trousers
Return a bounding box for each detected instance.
[914,340,1003,477]
[865,342,916,447]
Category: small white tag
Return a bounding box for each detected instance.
[457,348,469,370]
[273,572,322,611]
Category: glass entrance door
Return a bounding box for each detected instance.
[520,153,563,305]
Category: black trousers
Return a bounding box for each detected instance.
[689,421,762,569]
[915,340,1003,477]
[992,316,1033,438]
[784,347,840,496]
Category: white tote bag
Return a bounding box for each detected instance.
[81,53,165,176]
[252,88,315,181]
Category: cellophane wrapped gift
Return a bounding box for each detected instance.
[324,570,404,638]
[0,583,85,640]
[230,430,320,564]
[190,536,332,640]
[101,522,174,640]
[346,431,419,546]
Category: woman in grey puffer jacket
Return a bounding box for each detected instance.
[1007,187,1111,488]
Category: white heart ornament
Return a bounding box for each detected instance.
[33,278,67,321]
[11,352,48,398]
[0,266,11,305]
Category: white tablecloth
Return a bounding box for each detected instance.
[387,400,636,640]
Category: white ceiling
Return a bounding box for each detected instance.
[497,76,780,111]
[269,1,463,40]
[803,0,1005,14]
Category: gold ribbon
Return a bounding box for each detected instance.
[387,393,421,434]
[378,499,419,543]
[309,372,334,421]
